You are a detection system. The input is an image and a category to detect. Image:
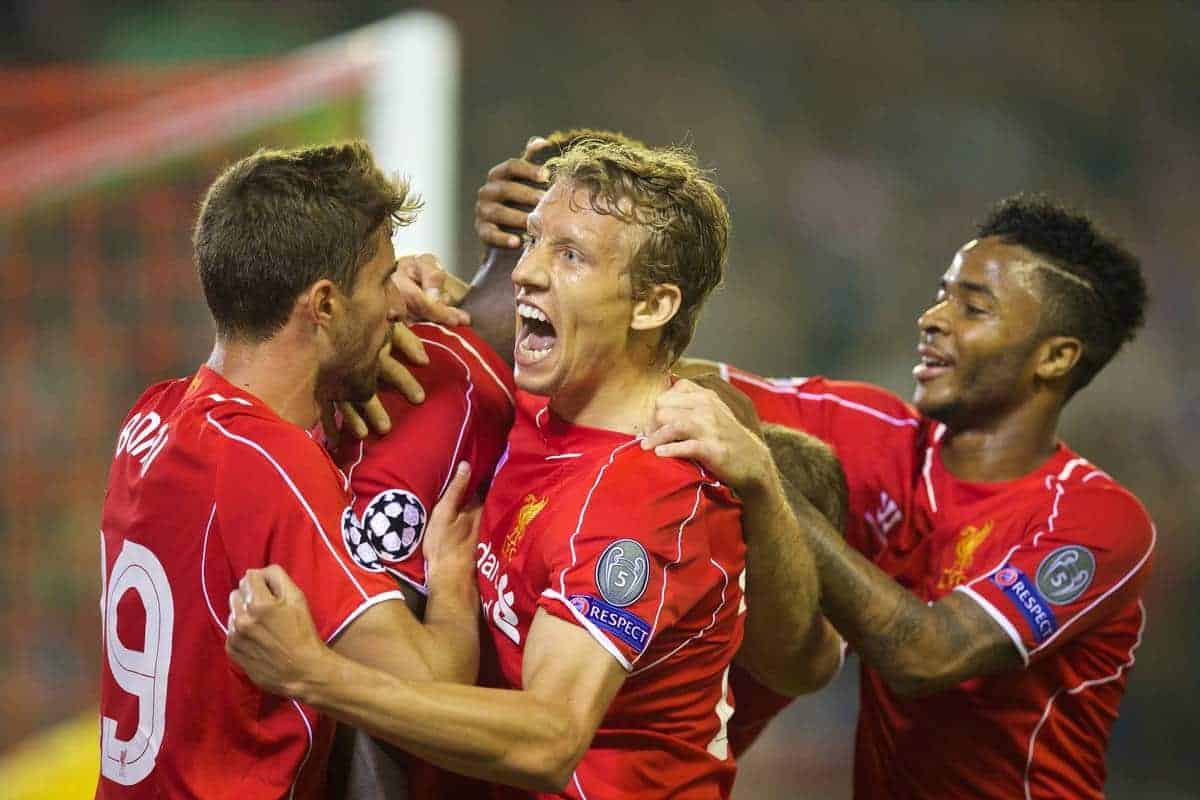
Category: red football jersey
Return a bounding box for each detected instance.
[721,365,1155,799]
[333,323,515,593]
[477,392,746,799]
[97,367,407,799]
[331,323,515,800]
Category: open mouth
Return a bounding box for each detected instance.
[913,348,954,381]
[516,302,557,364]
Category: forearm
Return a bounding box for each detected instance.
[420,557,480,684]
[801,506,1002,695]
[295,652,577,792]
[737,469,828,695]
[459,248,518,365]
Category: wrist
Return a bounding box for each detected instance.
[734,443,784,499]
[288,644,338,706]
[426,555,477,594]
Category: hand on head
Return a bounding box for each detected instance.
[475,145,551,250]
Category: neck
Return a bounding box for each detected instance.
[939,398,1062,482]
[549,361,671,436]
[206,330,322,430]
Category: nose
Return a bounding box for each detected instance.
[917,297,950,337]
[511,243,549,294]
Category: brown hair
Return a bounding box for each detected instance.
[194,141,421,341]
[529,128,649,165]
[762,423,849,531]
[546,139,730,364]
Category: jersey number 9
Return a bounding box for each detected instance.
[100,540,175,785]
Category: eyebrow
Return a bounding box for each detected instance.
[941,278,997,299]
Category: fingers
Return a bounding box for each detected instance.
[439,272,471,305]
[522,136,551,160]
[405,253,446,292]
[477,221,523,250]
[485,157,549,188]
[640,421,691,451]
[434,461,472,517]
[475,156,549,249]
[360,395,392,435]
[412,291,472,327]
[477,199,535,232]
[651,440,709,462]
[379,358,426,406]
[261,564,300,602]
[394,256,471,326]
[338,401,370,440]
[392,322,430,366]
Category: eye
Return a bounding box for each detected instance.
[561,248,579,263]
[521,233,536,251]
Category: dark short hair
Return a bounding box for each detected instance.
[194,141,421,341]
[977,195,1147,395]
[547,139,730,364]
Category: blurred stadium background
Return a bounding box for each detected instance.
[0,2,1195,798]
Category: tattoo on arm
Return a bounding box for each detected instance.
[791,490,1020,697]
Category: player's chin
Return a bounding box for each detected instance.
[914,391,961,425]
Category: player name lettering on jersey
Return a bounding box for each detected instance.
[114,411,170,477]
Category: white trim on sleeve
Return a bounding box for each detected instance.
[388,566,429,597]
[541,588,634,672]
[325,590,408,644]
[956,584,1031,666]
[1029,523,1156,658]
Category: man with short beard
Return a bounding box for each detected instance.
[96,143,480,799]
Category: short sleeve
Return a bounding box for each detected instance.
[957,486,1155,665]
[215,417,406,643]
[537,466,739,671]
[723,368,923,560]
[722,368,918,445]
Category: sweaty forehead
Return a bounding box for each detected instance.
[946,236,1043,298]
[535,181,644,255]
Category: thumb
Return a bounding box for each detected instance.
[436,461,472,515]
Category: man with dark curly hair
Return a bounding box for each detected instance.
[689,196,1155,799]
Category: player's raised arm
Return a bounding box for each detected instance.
[227,574,625,792]
[457,139,552,365]
[644,379,838,696]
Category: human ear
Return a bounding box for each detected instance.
[630,283,682,333]
[1035,336,1082,382]
[302,279,340,327]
